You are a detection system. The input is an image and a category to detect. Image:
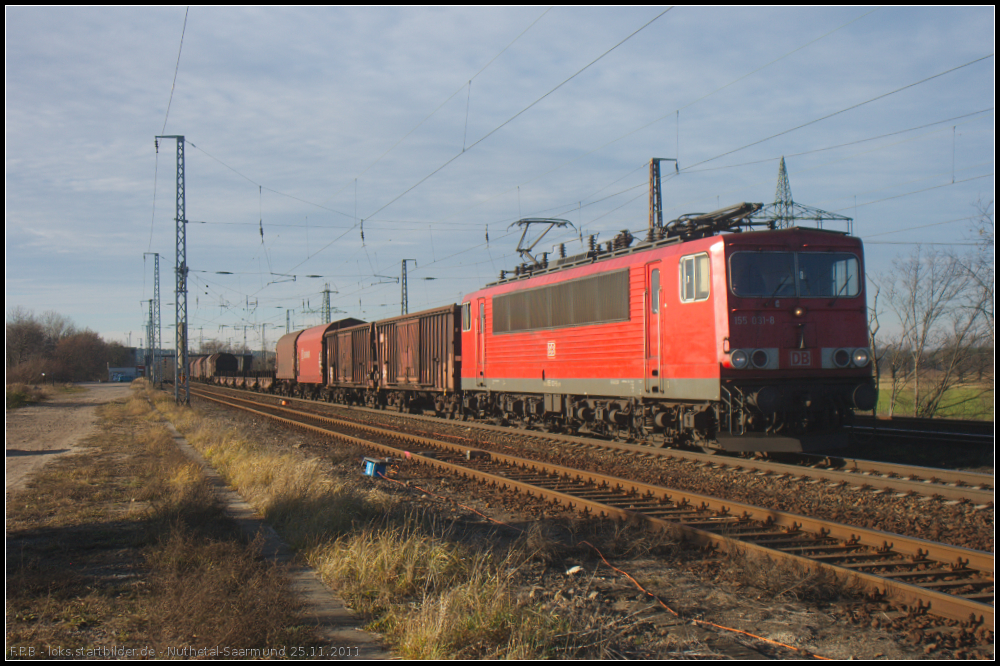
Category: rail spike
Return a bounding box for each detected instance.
[908,600,930,617]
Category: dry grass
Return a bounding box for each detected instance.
[5,382,49,409]
[720,546,851,603]
[153,395,396,547]
[6,385,318,656]
[147,384,646,658]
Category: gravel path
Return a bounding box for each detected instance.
[5,383,133,495]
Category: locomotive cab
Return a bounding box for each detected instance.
[718,227,875,450]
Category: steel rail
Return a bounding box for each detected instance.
[191,387,993,631]
[797,454,994,497]
[854,415,994,436]
[848,424,992,446]
[200,383,994,504]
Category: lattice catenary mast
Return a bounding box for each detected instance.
[752,157,853,233]
[143,252,161,386]
[155,135,189,405]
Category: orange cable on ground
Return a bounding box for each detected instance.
[374,458,830,659]
[580,540,832,660]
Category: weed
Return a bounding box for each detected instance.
[141,381,647,658]
[6,385,320,656]
[721,546,851,603]
[5,383,48,409]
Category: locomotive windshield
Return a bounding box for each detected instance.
[729,251,859,298]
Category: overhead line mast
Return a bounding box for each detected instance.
[751,156,854,233]
[155,135,190,405]
[144,252,161,387]
[647,157,677,232]
[401,259,416,315]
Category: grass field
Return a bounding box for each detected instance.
[875,381,994,420]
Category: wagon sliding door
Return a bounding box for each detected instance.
[397,320,419,383]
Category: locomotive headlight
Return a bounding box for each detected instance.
[833,348,851,368]
[751,349,770,368]
[730,349,749,369]
[852,348,871,367]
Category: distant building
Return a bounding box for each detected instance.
[107,367,139,382]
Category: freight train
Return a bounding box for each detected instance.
[194,203,876,453]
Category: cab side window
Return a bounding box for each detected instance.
[680,253,710,302]
[461,302,471,331]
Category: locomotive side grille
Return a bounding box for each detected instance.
[493,269,629,334]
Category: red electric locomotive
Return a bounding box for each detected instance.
[258,203,872,453]
[459,204,874,452]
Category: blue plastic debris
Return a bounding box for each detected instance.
[362,457,387,478]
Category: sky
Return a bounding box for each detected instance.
[5,6,995,351]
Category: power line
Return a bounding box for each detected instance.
[359,8,674,224]
[834,173,994,213]
[147,16,993,334]
[406,8,885,232]
[684,108,994,174]
[683,54,995,170]
[818,161,994,209]
[149,7,189,254]
[335,7,552,193]
[248,8,674,293]
[186,141,355,220]
[864,215,979,239]
[161,7,189,135]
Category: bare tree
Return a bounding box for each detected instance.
[198,339,229,354]
[6,307,46,369]
[39,310,77,350]
[882,238,990,417]
[867,283,884,415]
[6,309,134,384]
[961,198,994,390]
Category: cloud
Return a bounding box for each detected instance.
[5,6,994,342]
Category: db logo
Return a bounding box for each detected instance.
[547,341,556,358]
[789,350,811,367]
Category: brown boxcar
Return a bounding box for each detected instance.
[376,305,461,392]
[297,319,365,386]
[326,322,375,387]
[373,305,462,414]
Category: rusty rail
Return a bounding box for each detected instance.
[191,387,994,631]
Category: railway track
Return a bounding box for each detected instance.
[851,415,994,447]
[201,384,994,506]
[189,386,994,633]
